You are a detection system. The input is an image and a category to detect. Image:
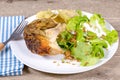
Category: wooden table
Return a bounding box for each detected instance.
[0,0,120,80]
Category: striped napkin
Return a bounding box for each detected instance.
[0,16,24,76]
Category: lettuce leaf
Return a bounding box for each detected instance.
[66,16,80,31]
[103,30,118,45]
[56,30,74,50]
[66,15,89,31]
[90,39,108,58]
[76,10,82,16]
[71,42,92,60]
[57,12,118,67]
[71,41,99,66]
[90,13,118,45]
[90,14,110,34]
[76,29,85,42]
[80,56,99,66]
[86,31,98,40]
[90,39,108,48]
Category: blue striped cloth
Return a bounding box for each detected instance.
[0,16,24,76]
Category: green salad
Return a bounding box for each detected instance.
[56,10,118,66]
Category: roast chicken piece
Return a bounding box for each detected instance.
[23,18,64,55]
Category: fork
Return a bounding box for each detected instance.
[0,20,28,51]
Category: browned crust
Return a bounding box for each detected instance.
[23,18,57,55]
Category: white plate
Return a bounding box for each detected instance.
[10,11,119,74]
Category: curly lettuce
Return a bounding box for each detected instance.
[103,30,118,45]
[57,10,118,66]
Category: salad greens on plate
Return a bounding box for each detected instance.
[9,9,119,74]
[56,10,118,66]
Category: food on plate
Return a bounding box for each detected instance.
[23,18,63,55]
[23,10,118,66]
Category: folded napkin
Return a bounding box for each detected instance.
[0,16,24,76]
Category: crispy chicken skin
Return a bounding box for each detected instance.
[23,18,57,55]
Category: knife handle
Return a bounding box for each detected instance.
[0,43,5,51]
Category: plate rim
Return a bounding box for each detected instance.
[10,10,119,74]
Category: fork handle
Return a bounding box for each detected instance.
[0,43,5,51]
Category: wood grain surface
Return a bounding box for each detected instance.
[0,0,120,80]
